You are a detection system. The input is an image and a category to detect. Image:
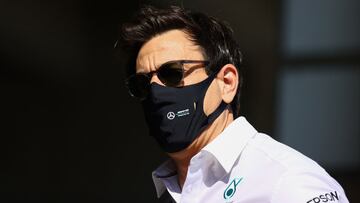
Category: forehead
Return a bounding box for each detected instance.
[136,29,204,71]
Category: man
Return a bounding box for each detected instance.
[118,5,349,203]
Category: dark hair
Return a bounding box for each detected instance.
[118,5,243,117]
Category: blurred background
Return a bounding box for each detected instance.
[1,0,359,202]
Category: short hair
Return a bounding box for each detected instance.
[118,5,243,117]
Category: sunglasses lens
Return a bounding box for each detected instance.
[126,74,150,99]
[158,62,183,87]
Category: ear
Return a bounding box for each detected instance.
[216,64,239,104]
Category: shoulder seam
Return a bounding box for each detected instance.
[249,133,290,170]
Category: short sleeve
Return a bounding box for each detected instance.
[270,171,349,203]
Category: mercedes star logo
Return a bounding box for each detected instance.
[167,112,176,120]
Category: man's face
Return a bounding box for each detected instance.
[136,29,223,115]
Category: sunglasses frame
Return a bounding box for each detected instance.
[125,59,209,99]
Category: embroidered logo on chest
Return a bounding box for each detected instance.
[223,177,243,201]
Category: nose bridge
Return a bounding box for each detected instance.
[150,72,162,84]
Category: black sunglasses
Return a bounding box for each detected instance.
[125,60,209,100]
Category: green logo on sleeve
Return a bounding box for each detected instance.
[224,178,243,200]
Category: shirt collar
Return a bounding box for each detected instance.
[202,116,257,173]
[152,159,181,199]
[152,116,257,198]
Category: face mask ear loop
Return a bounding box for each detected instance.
[207,101,228,124]
[194,72,218,110]
[196,72,227,124]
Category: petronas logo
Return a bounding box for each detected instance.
[223,178,243,200]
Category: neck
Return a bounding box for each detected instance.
[168,107,234,188]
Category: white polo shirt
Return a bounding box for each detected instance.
[152,117,349,203]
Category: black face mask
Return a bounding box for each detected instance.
[142,74,228,153]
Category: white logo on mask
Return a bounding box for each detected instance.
[167,112,176,120]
